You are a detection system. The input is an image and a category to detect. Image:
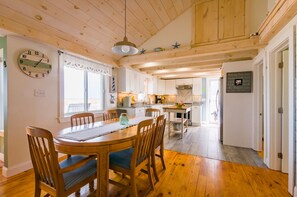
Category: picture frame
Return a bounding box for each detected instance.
[226,71,253,93]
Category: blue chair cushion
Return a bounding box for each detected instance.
[60,155,97,190]
[109,148,134,169]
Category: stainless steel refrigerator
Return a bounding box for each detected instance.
[219,77,223,142]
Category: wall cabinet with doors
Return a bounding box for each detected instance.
[175,78,193,86]
[118,67,146,94]
[165,80,177,95]
[193,78,202,95]
[193,0,247,46]
[157,79,165,95]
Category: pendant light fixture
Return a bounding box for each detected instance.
[112,0,138,55]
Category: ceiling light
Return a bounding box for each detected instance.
[112,0,138,55]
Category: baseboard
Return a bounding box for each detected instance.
[293,186,297,197]
[2,160,32,177]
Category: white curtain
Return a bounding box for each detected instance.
[62,52,112,76]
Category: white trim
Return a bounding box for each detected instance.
[2,160,32,177]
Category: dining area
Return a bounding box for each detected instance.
[27,109,166,197]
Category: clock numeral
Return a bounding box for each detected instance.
[20,60,23,64]
[47,59,49,63]
[42,54,45,58]
[35,51,39,55]
[27,51,31,55]
[22,67,26,71]
[22,55,26,58]
[42,74,45,77]
[35,74,39,78]
[47,70,50,74]
[28,71,31,75]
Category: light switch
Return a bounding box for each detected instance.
[34,89,46,97]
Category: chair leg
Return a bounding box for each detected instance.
[89,180,94,192]
[151,150,159,182]
[160,144,166,170]
[34,186,41,197]
[130,173,138,197]
[147,161,155,192]
[75,189,80,197]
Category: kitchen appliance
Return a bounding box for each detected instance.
[219,77,223,142]
[155,95,162,104]
[123,96,131,107]
[176,103,192,126]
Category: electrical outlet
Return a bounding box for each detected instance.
[34,89,46,97]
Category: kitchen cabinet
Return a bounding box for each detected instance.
[147,76,157,95]
[175,79,193,86]
[165,80,177,95]
[193,78,202,95]
[192,105,202,126]
[193,0,247,46]
[157,79,165,95]
[118,67,146,94]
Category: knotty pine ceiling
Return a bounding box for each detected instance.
[0,0,262,79]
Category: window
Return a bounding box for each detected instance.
[60,52,112,117]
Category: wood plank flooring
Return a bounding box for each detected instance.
[165,124,267,168]
[0,150,290,196]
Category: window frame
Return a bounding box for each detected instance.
[58,53,106,122]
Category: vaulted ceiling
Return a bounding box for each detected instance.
[0,0,195,67]
[0,0,296,79]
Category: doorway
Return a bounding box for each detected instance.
[206,78,219,124]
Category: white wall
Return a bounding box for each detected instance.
[0,48,3,130]
[3,35,113,177]
[222,60,255,148]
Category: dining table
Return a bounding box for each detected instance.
[54,116,152,197]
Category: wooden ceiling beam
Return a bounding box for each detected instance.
[258,0,297,43]
[119,38,263,66]
[150,67,221,76]
[134,49,257,71]
[159,71,221,79]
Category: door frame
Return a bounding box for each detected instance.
[263,26,295,195]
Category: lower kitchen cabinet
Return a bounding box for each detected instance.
[192,105,202,126]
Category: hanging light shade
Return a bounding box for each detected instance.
[112,0,138,55]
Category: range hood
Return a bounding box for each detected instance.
[176,85,193,90]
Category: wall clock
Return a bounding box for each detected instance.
[18,49,52,78]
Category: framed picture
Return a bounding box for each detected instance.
[226,71,252,93]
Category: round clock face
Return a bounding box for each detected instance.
[18,49,52,78]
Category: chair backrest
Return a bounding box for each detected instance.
[145,108,160,118]
[26,126,63,191]
[154,115,166,149]
[71,112,95,127]
[131,118,155,169]
[103,109,118,121]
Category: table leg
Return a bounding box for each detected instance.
[181,113,184,139]
[97,151,109,197]
[168,112,171,138]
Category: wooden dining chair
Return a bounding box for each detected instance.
[109,118,155,197]
[103,109,118,121]
[145,108,160,118]
[70,112,95,127]
[26,126,97,197]
[151,114,166,182]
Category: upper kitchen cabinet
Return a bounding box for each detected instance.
[157,79,165,95]
[175,79,193,86]
[165,80,177,95]
[193,0,248,46]
[118,67,145,94]
[193,78,202,95]
[147,76,158,95]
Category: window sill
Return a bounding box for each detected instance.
[57,112,104,123]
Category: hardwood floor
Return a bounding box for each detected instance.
[165,124,267,168]
[0,150,290,197]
